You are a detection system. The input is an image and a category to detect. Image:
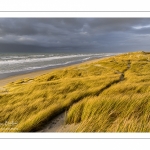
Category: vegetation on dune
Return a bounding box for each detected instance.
[0,51,150,132]
[66,51,150,132]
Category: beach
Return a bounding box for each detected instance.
[0,57,105,88]
[0,52,116,87]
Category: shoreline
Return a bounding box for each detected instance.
[0,57,106,87]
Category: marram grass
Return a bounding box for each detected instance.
[1,51,150,132]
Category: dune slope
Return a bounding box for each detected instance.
[0,51,150,132]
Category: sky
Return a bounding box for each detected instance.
[0,18,150,53]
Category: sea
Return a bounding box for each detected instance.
[0,52,118,80]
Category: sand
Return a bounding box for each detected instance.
[39,112,79,132]
[0,69,57,87]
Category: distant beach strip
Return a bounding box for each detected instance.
[0,53,118,80]
[0,53,118,87]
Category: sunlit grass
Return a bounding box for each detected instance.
[66,51,150,132]
[1,51,150,132]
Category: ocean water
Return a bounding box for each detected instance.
[0,52,117,79]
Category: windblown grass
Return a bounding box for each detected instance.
[66,51,150,132]
[1,51,150,132]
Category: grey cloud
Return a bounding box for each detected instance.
[0,18,150,53]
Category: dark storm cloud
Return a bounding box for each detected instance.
[0,18,150,53]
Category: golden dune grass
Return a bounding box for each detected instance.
[0,51,150,132]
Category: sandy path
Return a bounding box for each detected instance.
[39,112,78,132]
[39,113,66,132]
